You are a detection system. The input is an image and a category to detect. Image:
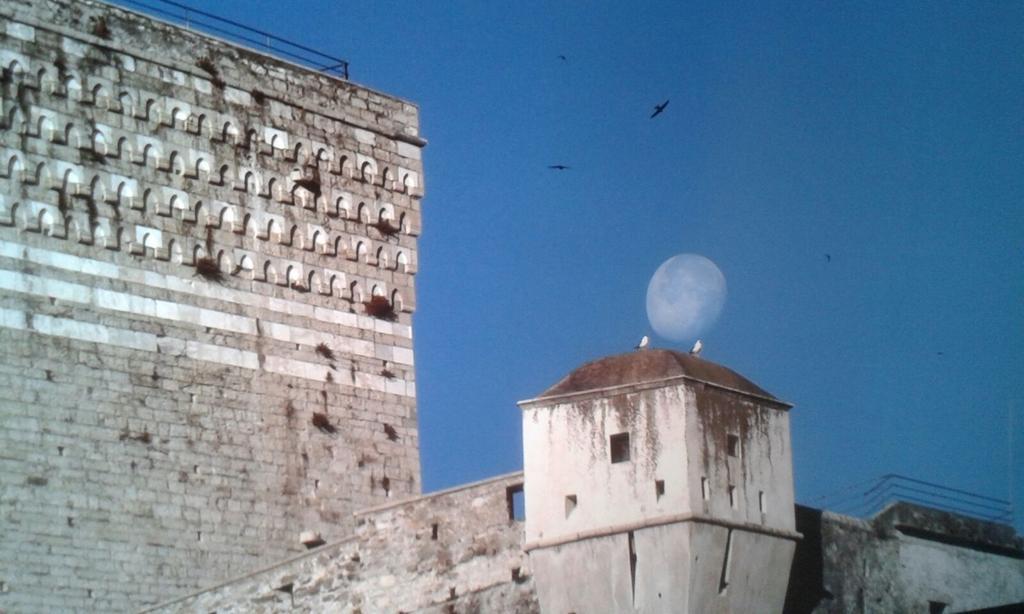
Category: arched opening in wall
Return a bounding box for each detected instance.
[356,202,368,223]
[89,176,106,204]
[93,224,109,249]
[91,131,108,157]
[355,241,367,262]
[286,266,301,290]
[4,152,23,180]
[237,255,254,278]
[360,161,373,183]
[67,217,86,244]
[380,166,391,188]
[292,143,306,165]
[401,173,414,193]
[143,98,159,123]
[167,239,183,264]
[390,290,403,312]
[116,137,132,161]
[333,236,346,258]
[313,231,327,254]
[195,158,211,182]
[216,164,231,186]
[39,209,58,237]
[34,162,51,189]
[37,115,55,142]
[220,121,235,144]
[65,123,82,149]
[65,77,82,100]
[116,181,135,209]
[38,68,57,94]
[91,84,109,109]
[349,281,362,304]
[118,92,135,116]
[291,185,310,209]
[245,128,259,152]
[243,171,257,193]
[267,220,283,244]
[218,206,236,231]
[140,144,156,168]
[264,261,279,285]
[168,151,185,176]
[396,252,408,273]
[336,154,350,177]
[5,107,24,135]
[376,246,387,268]
[194,113,209,137]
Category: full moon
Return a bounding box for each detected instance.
[646,254,727,342]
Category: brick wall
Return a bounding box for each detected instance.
[0,0,424,610]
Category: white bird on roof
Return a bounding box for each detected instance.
[635,335,649,351]
[690,339,703,355]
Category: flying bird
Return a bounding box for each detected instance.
[825,253,832,263]
[548,164,571,170]
[635,335,649,351]
[690,339,703,356]
[558,54,568,62]
[650,99,669,118]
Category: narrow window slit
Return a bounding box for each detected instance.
[565,494,578,518]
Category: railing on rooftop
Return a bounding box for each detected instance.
[809,473,1014,524]
[113,0,350,79]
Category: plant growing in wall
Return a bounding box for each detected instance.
[311,412,336,434]
[195,55,225,89]
[194,257,225,283]
[363,296,397,321]
[369,218,400,238]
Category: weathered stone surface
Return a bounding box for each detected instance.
[0,1,424,610]
[147,473,537,613]
[785,503,1024,613]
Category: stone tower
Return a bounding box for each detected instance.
[0,0,424,610]
[520,349,800,612]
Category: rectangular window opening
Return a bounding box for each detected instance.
[759,491,766,514]
[655,479,665,500]
[728,485,737,509]
[701,477,710,501]
[565,494,578,518]
[505,484,525,522]
[610,432,631,463]
[431,522,439,540]
[727,434,740,458]
[928,602,948,614]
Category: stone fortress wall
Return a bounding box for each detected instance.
[0,0,425,610]
[146,473,535,614]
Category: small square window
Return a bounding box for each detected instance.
[655,479,665,500]
[565,494,578,518]
[727,434,740,457]
[610,432,631,463]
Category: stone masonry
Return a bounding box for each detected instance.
[0,0,425,611]
[145,472,536,613]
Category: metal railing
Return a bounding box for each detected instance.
[112,0,349,79]
[808,473,1014,524]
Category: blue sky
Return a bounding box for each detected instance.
[115,1,1023,527]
